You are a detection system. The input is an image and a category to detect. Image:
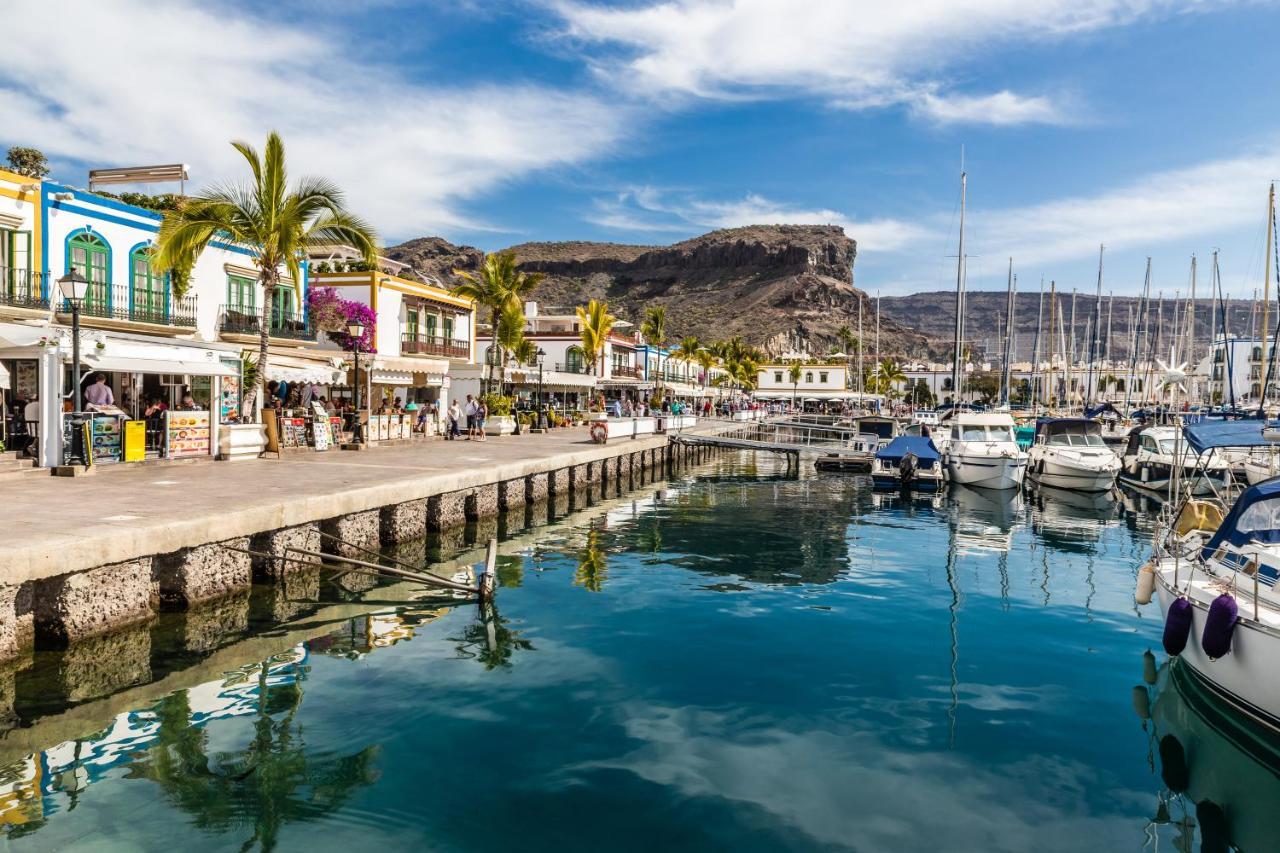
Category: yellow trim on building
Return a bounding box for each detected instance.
[0,171,41,275]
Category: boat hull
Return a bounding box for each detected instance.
[1155,569,1280,730]
[1118,465,1226,496]
[946,454,1027,490]
[871,473,943,492]
[1027,455,1119,492]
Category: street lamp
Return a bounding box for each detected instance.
[58,268,91,465]
[536,347,547,430]
[348,320,365,445]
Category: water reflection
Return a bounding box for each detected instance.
[1138,658,1280,853]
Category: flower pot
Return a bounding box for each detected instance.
[218,422,267,461]
[484,415,516,436]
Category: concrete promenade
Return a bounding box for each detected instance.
[0,419,748,658]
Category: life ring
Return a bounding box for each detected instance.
[589,420,608,444]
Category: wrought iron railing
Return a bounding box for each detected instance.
[0,268,49,311]
[402,333,469,358]
[61,283,197,327]
[555,362,593,375]
[218,303,315,341]
[610,364,642,378]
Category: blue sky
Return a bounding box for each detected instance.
[4,0,1280,296]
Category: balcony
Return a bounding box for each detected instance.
[218,304,316,342]
[402,333,469,359]
[59,284,197,328]
[0,269,50,312]
[555,362,593,375]
[610,364,641,378]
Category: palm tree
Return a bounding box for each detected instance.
[493,299,527,395]
[695,348,718,392]
[575,528,609,592]
[641,306,668,394]
[576,299,617,377]
[154,132,377,413]
[788,362,803,411]
[671,335,701,386]
[454,250,545,394]
[835,325,857,388]
[877,358,907,400]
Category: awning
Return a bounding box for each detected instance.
[371,355,449,375]
[77,354,238,377]
[264,353,344,384]
[1184,418,1280,455]
[0,322,47,349]
[371,369,414,386]
[0,361,9,384]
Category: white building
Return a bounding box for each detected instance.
[754,361,873,407]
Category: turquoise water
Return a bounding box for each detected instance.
[1,453,1274,851]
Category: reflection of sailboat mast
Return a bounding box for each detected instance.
[1084,555,1096,622]
[945,507,961,748]
[997,549,1010,612]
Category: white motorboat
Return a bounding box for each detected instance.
[943,412,1028,490]
[1146,481,1280,729]
[1119,425,1230,496]
[1027,418,1122,492]
[1242,446,1280,485]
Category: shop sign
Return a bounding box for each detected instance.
[123,420,146,462]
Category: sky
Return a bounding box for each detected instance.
[3,0,1280,297]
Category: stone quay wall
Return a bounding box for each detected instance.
[0,426,751,662]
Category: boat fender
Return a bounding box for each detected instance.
[1135,562,1156,605]
[1162,597,1193,656]
[1131,685,1150,721]
[1141,463,1150,483]
[1158,734,1189,794]
[1142,649,1158,685]
[1201,593,1238,660]
[1195,800,1230,853]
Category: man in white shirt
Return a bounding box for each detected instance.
[464,395,478,440]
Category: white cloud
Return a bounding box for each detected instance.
[553,0,1253,125]
[0,0,629,239]
[589,187,930,253]
[973,144,1280,267]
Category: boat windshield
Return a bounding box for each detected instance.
[1158,438,1182,455]
[960,425,1015,442]
[1048,433,1106,447]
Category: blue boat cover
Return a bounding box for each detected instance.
[1202,478,1280,558]
[1084,403,1121,418]
[875,435,940,464]
[1183,419,1280,454]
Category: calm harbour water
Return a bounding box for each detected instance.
[2,452,1277,852]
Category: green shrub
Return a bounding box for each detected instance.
[480,393,513,416]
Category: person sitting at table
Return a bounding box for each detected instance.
[177,391,199,411]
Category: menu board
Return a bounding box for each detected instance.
[329,417,343,445]
[123,420,146,462]
[280,416,309,448]
[90,415,123,463]
[167,410,211,458]
[219,358,242,423]
[14,361,37,401]
[310,402,331,451]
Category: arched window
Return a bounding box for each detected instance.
[130,245,167,321]
[67,231,110,312]
[566,346,585,373]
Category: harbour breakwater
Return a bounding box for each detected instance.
[0,425,753,665]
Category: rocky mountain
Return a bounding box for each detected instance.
[879,290,1259,364]
[496,225,932,356]
[383,236,483,284]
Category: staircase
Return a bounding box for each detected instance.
[0,450,43,481]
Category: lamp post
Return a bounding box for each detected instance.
[536,348,547,430]
[58,268,91,465]
[348,320,365,445]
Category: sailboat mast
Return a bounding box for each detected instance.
[1261,182,1276,414]
[1032,276,1045,410]
[951,171,967,405]
[857,296,864,395]
[1001,258,1015,406]
[1087,244,1104,404]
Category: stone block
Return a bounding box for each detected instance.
[498,478,527,510]
[497,506,529,539]
[467,516,499,547]
[527,472,549,502]
[252,566,321,624]
[251,523,321,579]
[27,623,152,704]
[34,559,153,648]
[382,498,427,543]
[428,491,468,531]
[549,467,570,496]
[322,510,381,557]
[0,584,27,662]
[572,464,590,489]
[466,484,499,521]
[152,537,251,610]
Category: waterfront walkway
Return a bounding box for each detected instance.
[1,425,691,583]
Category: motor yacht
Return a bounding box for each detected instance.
[942,412,1028,490]
[1027,418,1122,492]
[1119,425,1229,496]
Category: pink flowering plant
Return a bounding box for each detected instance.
[307,287,377,352]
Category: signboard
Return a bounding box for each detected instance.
[14,361,37,401]
[167,410,211,458]
[219,357,242,423]
[280,416,308,448]
[90,415,123,463]
[123,420,146,462]
[310,402,331,451]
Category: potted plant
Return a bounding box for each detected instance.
[481,393,517,436]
